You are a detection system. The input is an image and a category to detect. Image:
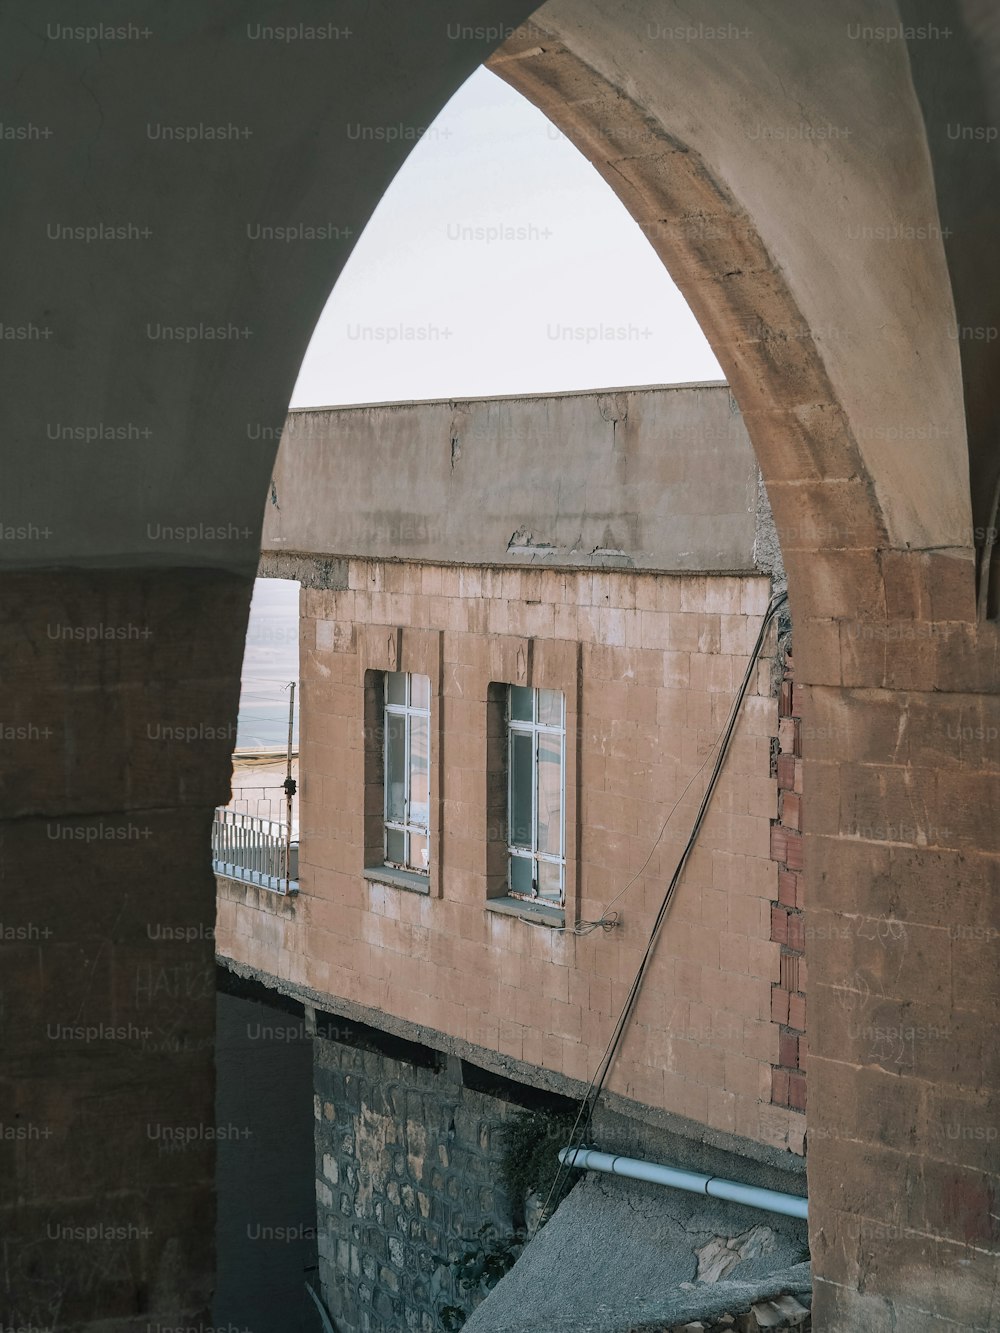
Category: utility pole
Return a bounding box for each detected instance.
[283,681,296,892]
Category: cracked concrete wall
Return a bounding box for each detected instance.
[262,385,769,573]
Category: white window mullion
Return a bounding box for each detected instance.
[560,728,566,863]
[531,725,539,895]
[506,686,566,907]
[382,671,430,875]
[404,706,412,867]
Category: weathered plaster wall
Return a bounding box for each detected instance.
[263,386,766,573]
[0,0,537,574]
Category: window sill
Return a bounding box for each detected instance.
[486,895,565,928]
[363,864,430,895]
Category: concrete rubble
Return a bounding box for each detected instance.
[662,1290,811,1330]
[462,1174,810,1333]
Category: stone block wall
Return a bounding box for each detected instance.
[313,1029,520,1333]
[217,558,804,1156]
[790,563,1000,1331]
[2,568,249,1332]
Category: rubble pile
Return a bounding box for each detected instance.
[662,1292,811,1332]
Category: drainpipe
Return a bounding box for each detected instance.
[558,1147,808,1221]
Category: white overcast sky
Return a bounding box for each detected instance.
[291,65,721,408]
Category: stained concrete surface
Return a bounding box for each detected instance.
[215,990,320,1333]
[462,1174,810,1333]
[263,386,767,573]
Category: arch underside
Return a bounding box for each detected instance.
[489,12,975,602]
[3,4,998,1331]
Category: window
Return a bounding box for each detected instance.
[382,671,431,873]
[507,685,566,906]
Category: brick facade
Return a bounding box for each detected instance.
[218,559,805,1157]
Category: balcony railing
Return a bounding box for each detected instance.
[212,807,298,895]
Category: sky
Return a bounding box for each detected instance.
[290,65,721,407]
[238,578,300,752]
[244,65,722,750]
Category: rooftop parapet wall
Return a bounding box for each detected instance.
[262,384,776,575]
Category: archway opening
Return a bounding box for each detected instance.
[216,43,806,1333]
[291,64,720,407]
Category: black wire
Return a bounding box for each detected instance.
[536,590,788,1227]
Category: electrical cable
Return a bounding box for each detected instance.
[560,601,785,937]
[531,590,788,1234]
[561,719,742,937]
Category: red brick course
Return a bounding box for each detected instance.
[769,650,807,1116]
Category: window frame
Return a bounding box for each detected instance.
[382,670,431,875]
[506,685,566,906]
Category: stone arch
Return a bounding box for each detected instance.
[5,4,997,1330]
[486,9,976,625]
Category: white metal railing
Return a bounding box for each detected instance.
[212,807,298,895]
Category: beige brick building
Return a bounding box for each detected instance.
[217,384,807,1160]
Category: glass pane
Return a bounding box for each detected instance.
[510,854,534,897]
[410,832,429,872]
[537,689,563,727]
[509,685,533,722]
[385,827,406,866]
[385,714,407,821]
[509,730,533,848]
[410,673,430,711]
[386,671,407,705]
[536,735,562,857]
[537,859,563,902]
[408,714,430,830]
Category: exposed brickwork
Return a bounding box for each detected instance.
[218,560,805,1155]
[769,650,807,1121]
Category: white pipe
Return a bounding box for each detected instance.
[558,1146,808,1220]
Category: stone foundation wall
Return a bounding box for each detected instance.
[312,1028,522,1333]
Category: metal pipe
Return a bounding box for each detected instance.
[558,1146,808,1221]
